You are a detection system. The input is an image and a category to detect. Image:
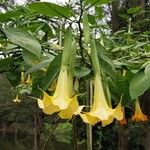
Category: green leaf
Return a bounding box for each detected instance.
[0,8,30,22]
[41,54,62,90]
[134,42,149,49]
[3,27,41,57]
[0,57,14,71]
[74,67,91,78]
[22,51,41,66]
[96,42,116,80]
[6,71,20,87]
[85,0,111,6]
[127,6,141,14]
[108,73,132,106]
[119,14,130,20]
[129,72,150,100]
[26,58,54,75]
[95,7,104,19]
[145,62,150,77]
[83,11,90,44]
[28,2,73,18]
[88,15,96,25]
[116,75,131,106]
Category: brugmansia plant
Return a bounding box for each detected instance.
[80,39,123,127]
[0,1,149,149]
[37,28,83,119]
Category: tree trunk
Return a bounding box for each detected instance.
[144,126,150,150]
[2,122,6,138]
[110,0,119,33]
[73,118,79,150]
[34,115,38,150]
[14,123,18,144]
[118,126,128,150]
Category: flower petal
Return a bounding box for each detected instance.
[37,99,44,109]
[59,96,80,119]
[80,113,100,125]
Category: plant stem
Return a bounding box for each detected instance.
[73,117,79,150]
[86,80,93,150]
[42,120,60,150]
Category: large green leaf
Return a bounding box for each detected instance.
[22,51,40,66]
[127,6,141,14]
[96,42,116,80]
[129,72,150,100]
[3,27,41,57]
[41,54,62,90]
[74,66,91,78]
[25,59,53,75]
[0,57,14,71]
[0,8,30,22]
[28,2,73,18]
[145,62,150,77]
[108,73,131,106]
[6,71,20,87]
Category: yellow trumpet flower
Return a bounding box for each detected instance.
[37,66,83,119]
[13,94,21,103]
[80,75,123,126]
[26,74,32,84]
[132,100,148,122]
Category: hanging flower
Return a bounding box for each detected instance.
[26,74,32,84]
[132,100,148,122]
[13,94,21,103]
[37,66,83,119]
[21,71,25,84]
[80,75,123,126]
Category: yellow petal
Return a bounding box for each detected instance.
[74,106,84,115]
[42,91,60,115]
[13,94,21,103]
[59,96,81,119]
[43,103,60,115]
[101,105,123,127]
[113,104,123,121]
[37,99,44,109]
[26,74,32,84]
[102,116,114,127]
[42,91,52,108]
[80,113,100,125]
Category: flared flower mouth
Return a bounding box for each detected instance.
[132,100,148,122]
[13,94,21,103]
[80,75,123,126]
[37,66,83,119]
